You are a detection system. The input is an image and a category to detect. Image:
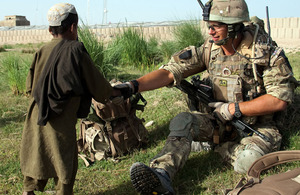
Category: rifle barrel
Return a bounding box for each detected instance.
[231,119,271,142]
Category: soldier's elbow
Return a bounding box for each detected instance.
[276,99,288,111]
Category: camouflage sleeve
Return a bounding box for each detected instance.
[160,45,207,87]
[263,49,297,104]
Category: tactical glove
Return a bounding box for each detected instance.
[208,102,233,124]
[113,82,135,100]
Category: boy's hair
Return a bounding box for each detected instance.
[49,13,78,36]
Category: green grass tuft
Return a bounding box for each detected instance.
[0,54,31,95]
[78,23,115,78]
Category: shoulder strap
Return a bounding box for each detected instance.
[247,150,300,180]
[202,39,213,69]
[228,150,300,195]
[79,119,95,146]
[130,93,147,112]
[105,121,118,157]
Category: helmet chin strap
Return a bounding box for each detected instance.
[209,23,242,46]
[209,37,230,46]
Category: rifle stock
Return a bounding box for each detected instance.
[176,79,270,142]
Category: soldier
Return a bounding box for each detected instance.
[114,0,298,194]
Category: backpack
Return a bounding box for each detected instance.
[226,150,300,195]
[77,93,148,166]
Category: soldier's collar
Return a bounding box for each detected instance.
[236,31,252,50]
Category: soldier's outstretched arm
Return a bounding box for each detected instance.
[136,69,174,92]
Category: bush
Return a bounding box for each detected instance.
[159,19,205,61]
[103,19,205,72]
[173,19,205,49]
[0,47,5,52]
[159,41,179,61]
[78,24,114,78]
[0,54,31,95]
[106,27,162,68]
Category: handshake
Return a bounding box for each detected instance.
[112,80,139,100]
[112,80,235,124]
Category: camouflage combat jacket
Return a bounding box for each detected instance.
[161,24,298,124]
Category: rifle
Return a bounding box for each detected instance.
[176,78,271,142]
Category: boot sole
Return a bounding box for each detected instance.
[130,163,171,195]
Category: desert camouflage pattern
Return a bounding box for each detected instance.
[161,29,297,104]
[215,124,282,173]
[149,112,213,178]
[264,47,298,104]
[207,0,250,24]
[153,23,297,176]
[149,112,282,177]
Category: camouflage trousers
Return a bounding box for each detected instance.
[149,112,282,179]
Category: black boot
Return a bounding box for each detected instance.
[130,162,175,195]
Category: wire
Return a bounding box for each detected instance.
[231,42,266,61]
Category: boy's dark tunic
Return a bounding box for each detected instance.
[20,38,112,184]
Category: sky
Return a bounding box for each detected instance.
[0,0,299,26]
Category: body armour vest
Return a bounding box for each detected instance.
[207,31,271,103]
[206,30,273,124]
[208,49,264,103]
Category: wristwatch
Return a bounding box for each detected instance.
[234,102,242,118]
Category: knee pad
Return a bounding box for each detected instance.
[191,141,213,152]
[234,149,263,173]
[168,112,193,140]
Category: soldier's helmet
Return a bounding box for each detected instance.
[203,0,250,24]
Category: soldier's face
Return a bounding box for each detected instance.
[207,22,228,43]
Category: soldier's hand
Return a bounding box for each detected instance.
[113,82,134,100]
[208,102,233,123]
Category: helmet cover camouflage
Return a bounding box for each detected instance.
[205,0,250,24]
